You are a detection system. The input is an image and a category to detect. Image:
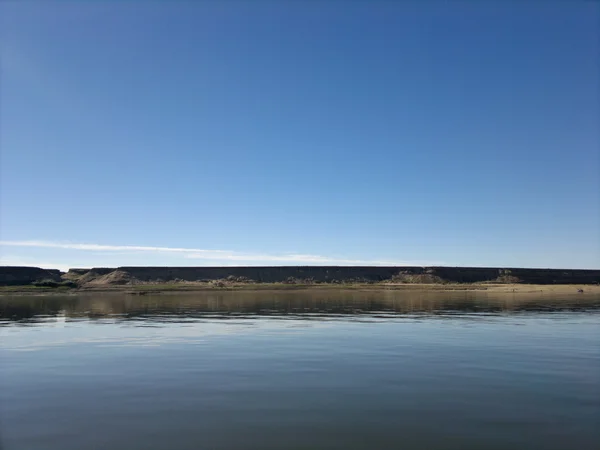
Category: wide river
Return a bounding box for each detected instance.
[1,290,599,450]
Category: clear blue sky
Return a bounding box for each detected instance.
[1,1,598,270]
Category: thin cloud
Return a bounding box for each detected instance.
[184,252,408,265]
[0,240,230,255]
[186,253,369,264]
[0,240,441,266]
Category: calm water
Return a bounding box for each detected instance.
[1,290,599,450]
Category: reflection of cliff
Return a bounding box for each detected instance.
[1,291,598,322]
[2,266,600,287]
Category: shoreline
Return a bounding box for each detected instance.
[1,282,599,296]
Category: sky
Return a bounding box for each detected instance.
[0,1,598,271]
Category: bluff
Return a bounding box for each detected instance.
[0,266,63,286]
[2,265,599,287]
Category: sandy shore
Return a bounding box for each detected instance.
[473,284,600,294]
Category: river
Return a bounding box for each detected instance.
[1,290,599,449]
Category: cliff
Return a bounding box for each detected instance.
[1,265,600,287]
[0,266,63,286]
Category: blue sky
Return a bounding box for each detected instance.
[1,1,598,270]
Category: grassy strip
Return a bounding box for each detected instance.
[85,282,489,293]
[0,285,74,293]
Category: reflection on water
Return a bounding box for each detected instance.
[1,290,599,324]
[1,291,599,450]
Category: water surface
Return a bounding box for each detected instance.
[1,291,599,449]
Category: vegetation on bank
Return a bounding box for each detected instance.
[0,285,75,293]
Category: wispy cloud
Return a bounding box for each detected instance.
[0,240,439,267]
[0,240,230,255]
[184,252,372,264]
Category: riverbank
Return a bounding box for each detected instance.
[1,265,599,295]
[1,282,598,296]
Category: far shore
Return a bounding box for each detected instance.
[1,282,599,296]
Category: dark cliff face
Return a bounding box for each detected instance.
[1,266,600,286]
[0,266,63,285]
